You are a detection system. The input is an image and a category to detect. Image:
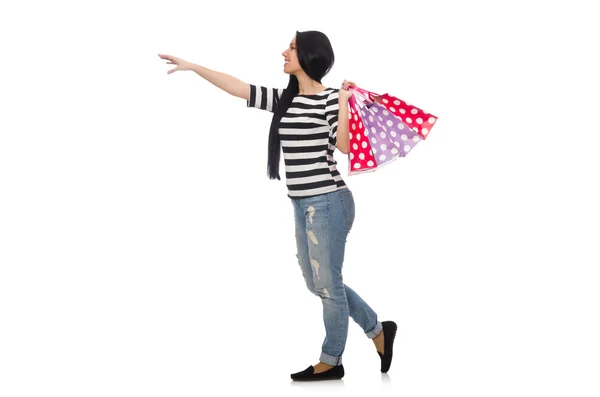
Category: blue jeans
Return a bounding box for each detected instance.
[291,187,383,366]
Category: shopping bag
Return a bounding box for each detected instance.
[346,85,438,175]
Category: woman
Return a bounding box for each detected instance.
[158,30,396,381]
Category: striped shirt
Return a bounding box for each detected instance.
[246,84,348,199]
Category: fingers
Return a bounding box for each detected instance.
[159,53,180,73]
[341,79,357,90]
[158,54,177,64]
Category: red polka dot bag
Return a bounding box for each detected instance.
[346,85,438,175]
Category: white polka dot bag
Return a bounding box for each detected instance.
[347,85,438,175]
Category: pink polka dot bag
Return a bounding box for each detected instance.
[346,85,438,175]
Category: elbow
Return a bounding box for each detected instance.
[338,146,350,155]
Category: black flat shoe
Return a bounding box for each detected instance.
[290,364,344,381]
[377,321,398,373]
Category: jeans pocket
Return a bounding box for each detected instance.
[338,190,355,228]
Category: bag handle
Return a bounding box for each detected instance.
[349,86,382,102]
[348,87,371,109]
[348,86,383,110]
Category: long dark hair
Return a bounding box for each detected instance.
[266,30,335,180]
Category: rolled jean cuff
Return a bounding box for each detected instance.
[319,351,343,366]
[366,321,383,339]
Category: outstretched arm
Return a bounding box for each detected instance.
[158,54,249,100]
[189,63,250,100]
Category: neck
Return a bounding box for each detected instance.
[295,71,325,94]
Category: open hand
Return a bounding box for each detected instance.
[158,53,192,74]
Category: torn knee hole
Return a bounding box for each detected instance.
[307,205,315,224]
[307,229,318,245]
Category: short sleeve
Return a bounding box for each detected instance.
[325,89,340,139]
[247,84,285,113]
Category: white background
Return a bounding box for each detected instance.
[1,0,599,396]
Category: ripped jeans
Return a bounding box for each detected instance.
[291,187,383,366]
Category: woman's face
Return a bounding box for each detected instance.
[282,37,301,75]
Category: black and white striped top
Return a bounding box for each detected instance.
[246,84,348,199]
